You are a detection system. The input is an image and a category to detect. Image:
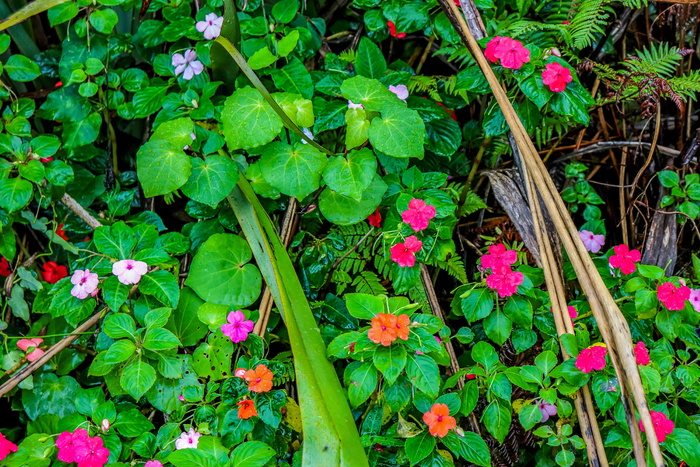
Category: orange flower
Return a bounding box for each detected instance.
[368,313,398,346]
[395,314,410,341]
[243,364,274,393]
[423,403,457,438]
[237,399,257,419]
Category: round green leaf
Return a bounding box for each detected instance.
[181,155,238,207]
[258,142,327,199]
[322,148,377,200]
[318,174,387,225]
[231,441,275,467]
[5,55,41,82]
[369,104,425,159]
[222,87,283,150]
[0,177,32,212]
[120,358,157,401]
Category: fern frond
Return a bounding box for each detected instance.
[408,285,430,313]
[568,0,614,49]
[352,271,386,295]
[332,269,352,295]
[432,257,469,284]
[459,190,488,217]
[622,0,647,7]
[623,43,682,78]
[338,50,356,63]
[669,70,700,100]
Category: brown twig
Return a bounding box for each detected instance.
[60,193,102,230]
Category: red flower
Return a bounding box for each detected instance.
[41,261,68,284]
[390,235,422,268]
[575,344,607,373]
[401,199,436,231]
[486,265,524,297]
[237,399,257,419]
[484,36,503,63]
[494,37,530,69]
[56,223,69,241]
[436,102,458,121]
[635,341,650,366]
[387,21,406,39]
[562,21,570,25]
[367,208,382,228]
[639,411,674,443]
[368,313,398,346]
[541,62,573,92]
[0,257,10,277]
[657,282,690,311]
[608,244,641,275]
[480,243,517,270]
[423,403,457,438]
[244,364,274,393]
[0,433,17,461]
[466,374,477,380]
[55,81,63,87]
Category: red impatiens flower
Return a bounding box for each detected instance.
[41,261,68,284]
[541,62,573,92]
[40,157,54,163]
[639,411,675,443]
[56,429,89,463]
[0,257,10,277]
[368,313,398,346]
[423,403,457,438]
[609,244,641,275]
[0,433,17,461]
[575,344,607,373]
[73,434,110,467]
[436,102,458,121]
[486,265,524,297]
[484,36,503,63]
[55,223,69,241]
[390,235,422,268]
[567,306,578,321]
[237,399,257,419]
[635,341,650,366]
[243,364,274,393]
[367,208,382,228]
[480,243,517,270]
[657,282,690,311]
[492,37,531,69]
[387,21,406,39]
[401,199,436,231]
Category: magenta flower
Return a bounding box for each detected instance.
[196,13,223,40]
[175,428,202,450]
[221,310,255,343]
[390,236,423,268]
[388,84,409,102]
[401,199,436,231]
[567,305,577,321]
[480,243,517,270]
[0,433,17,461]
[634,341,650,366]
[486,265,524,297]
[688,288,700,312]
[70,269,99,299]
[493,37,530,69]
[145,462,164,467]
[575,344,607,373]
[484,36,503,63]
[172,50,204,80]
[579,230,605,253]
[73,435,110,467]
[112,259,148,285]
[541,62,573,92]
[657,282,690,311]
[538,401,557,422]
[639,411,675,443]
[608,244,641,275]
[56,429,89,463]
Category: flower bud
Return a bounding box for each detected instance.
[101,419,110,431]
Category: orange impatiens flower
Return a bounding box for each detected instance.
[237,399,257,419]
[395,314,410,341]
[243,364,274,393]
[423,403,457,438]
[368,313,398,346]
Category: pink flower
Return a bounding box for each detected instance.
[608,244,641,275]
[70,269,99,299]
[579,230,604,253]
[73,435,110,467]
[367,208,382,228]
[388,21,406,39]
[401,199,436,231]
[221,310,255,343]
[390,236,422,268]
[56,429,89,463]
[486,265,524,297]
[480,243,517,270]
[388,85,409,102]
[178,395,185,402]
[0,433,17,461]
[348,100,364,109]
[484,36,503,63]
[635,341,650,366]
[175,428,201,450]
[196,13,223,40]
[639,411,675,443]
[657,282,690,311]
[172,50,204,80]
[17,338,44,362]
[112,259,148,285]
[568,306,578,321]
[689,289,700,312]
[234,368,247,378]
[575,344,607,373]
[541,62,573,92]
[494,37,530,69]
[145,462,164,467]
[538,401,557,422]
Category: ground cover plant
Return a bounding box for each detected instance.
[2,0,700,465]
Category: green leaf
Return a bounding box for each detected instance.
[21,373,80,420]
[104,313,137,340]
[102,275,130,311]
[102,339,136,364]
[277,30,300,57]
[345,107,371,149]
[348,362,378,407]
[442,431,491,466]
[167,449,219,467]
[48,2,79,26]
[340,75,398,112]
[272,0,298,23]
[355,37,386,79]
[167,288,208,347]
[405,431,435,465]
[18,160,45,182]
[664,428,700,465]
[258,142,327,199]
[373,345,407,385]
[222,87,283,150]
[535,351,558,375]
[270,56,312,99]
[248,46,278,70]
[94,221,137,259]
[132,86,168,117]
[186,233,262,307]
[483,401,511,444]
[3,433,54,467]
[460,288,494,321]
[345,293,383,319]
[369,104,425,159]
[120,358,157,401]
[89,8,119,33]
[181,155,238,207]
[519,404,543,430]
[483,308,511,346]
[658,170,679,188]
[406,353,440,397]
[231,441,276,467]
[5,54,40,81]
[461,380,479,416]
[0,177,32,212]
[139,270,180,308]
[143,327,181,350]
[318,174,387,225]
[192,331,234,380]
[322,148,377,201]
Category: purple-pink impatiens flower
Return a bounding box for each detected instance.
[172,50,203,80]
[538,401,557,422]
[196,13,223,40]
[388,84,409,102]
[112,259,148,285]
[689,288,700,312]
[70,269,99,299]
[221,310,255,343]
[579,230,605,253]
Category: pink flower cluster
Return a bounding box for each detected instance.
[56,429,109,467]
[635,341,650,366]
[575,344,607,373]
[608,244,641,275]
[389,199,438,268]
[657,282,690,311]
[17,338,44,362]
[542,63,573,92]
[481,244,523,297]
[401,199,436,231]
[639,411,675,443]
[0,433,17,461]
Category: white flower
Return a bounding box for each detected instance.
[347,100,364,109]
[70,269,99,299]
[172,50,204,80]
[196,13,223,40]
[175,428,202,450]
[388,84,409,102]
[301,128,314,144]
[112,259,148,285]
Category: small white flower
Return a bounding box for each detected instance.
[172,50,204,80]
[347,100,364,109]
[112,259,148,285]
[175,428,202,450]
[388,84,409,102]
[196,13,223,40]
